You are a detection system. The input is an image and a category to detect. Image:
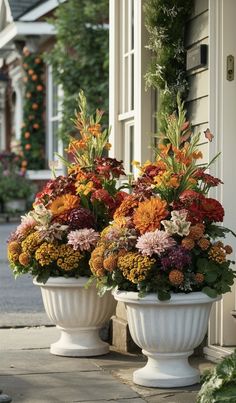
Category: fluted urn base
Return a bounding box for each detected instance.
[50,327,109,356]
[33,277,117,357]
[114,290,220,388]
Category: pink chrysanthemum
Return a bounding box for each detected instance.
[67,228,100,252]
[136,229,176,257]
[15,215,37,240]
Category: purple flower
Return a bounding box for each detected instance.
[160,246,192,270]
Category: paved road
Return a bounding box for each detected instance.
[0,223,50,327]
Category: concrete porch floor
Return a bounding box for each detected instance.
[0,326,215,403]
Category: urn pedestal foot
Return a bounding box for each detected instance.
[133,350,199,388]
[50,327,109,357]
[0,391,11,403]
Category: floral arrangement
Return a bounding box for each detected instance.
[8,92,126,283]
[90,97,235,300]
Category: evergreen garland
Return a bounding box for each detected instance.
[144,0,194,117]
[21,47,45,170]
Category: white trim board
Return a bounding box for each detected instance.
[19,0,66,22]
[0,21,55,49]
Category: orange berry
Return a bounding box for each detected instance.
[26,92,31,99]
[33,123,39,129]
[23,76,28,82]
[32,74,38,81]
[32,103,38,110]
[28,115,34,120]
[25,144,31,151]
[34,57,41,64]
[36,85,43,91]
[224,245,233,254]
[21,160,27,167]
[24,132,30,139]
[195,273,205,284]
[28,69,34,75]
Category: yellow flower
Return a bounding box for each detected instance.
[76,181,94,196]
[117,252,155,283]
[22,231,42,254]
[35,243,59,266]
[57,244,82,271]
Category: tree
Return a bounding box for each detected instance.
[45,0,109,142]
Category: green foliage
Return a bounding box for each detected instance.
[198,350,236,403]
[21,51,45,169]
[0,153,35,203]
[144,0,194,117]
[45,0,109,142]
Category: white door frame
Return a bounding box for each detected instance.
[204,0,236,361]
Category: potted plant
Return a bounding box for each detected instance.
[7,91,127,357]
[0,151,34,213]
[90,97,235,387]
[197,349,236,402]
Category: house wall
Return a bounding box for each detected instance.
[185,0,209,162]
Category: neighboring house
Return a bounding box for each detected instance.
[0,0,64,181]
[109,0,236,360]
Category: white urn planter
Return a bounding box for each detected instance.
[33,277,117,357]
[114,290,221,388]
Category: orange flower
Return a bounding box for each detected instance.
[195,273,205,283]
[169,270,184,285]
[50,194,80,216]
[113,195,139,220]
[104,142,112,150]
[88,123,101,137]
[133,197,168,234]
[192,151,203,160]
[67,139,86,153]
[198,238,210,250]
[189,224,205,240]
[182,237,195,250]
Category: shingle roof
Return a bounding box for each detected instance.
[8,0,46,20]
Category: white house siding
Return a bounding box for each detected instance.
[185,0,209,163]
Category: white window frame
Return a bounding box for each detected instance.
[46,64,63,166]
[109,0,152,176]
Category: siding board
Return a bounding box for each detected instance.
[191,0,208,19]
[187,70,208,101]
[185,11,208,47]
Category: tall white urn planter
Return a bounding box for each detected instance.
[34,277,117,357]
[114,290,220,388]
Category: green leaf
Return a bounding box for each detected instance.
[205,271,218,284]
[196,258,209,273]
[36,270,51,284]
[202,286,218,298]
[157,289,171,301]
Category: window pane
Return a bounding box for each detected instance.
[129,125,134,172]
[52,120,59,154]
[52,81,58,117]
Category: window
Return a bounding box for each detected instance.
[109,0,152,175]
[47,65,63,165]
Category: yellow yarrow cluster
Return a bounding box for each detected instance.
[90,244,106,276]
[117,252,155,283]
[35,242,59,266]
[22,231,42,254]
[208,245,226,264]
[56,244,82,271]
[8,241,22,263]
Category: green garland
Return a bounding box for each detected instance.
[144,0,194,117]
[21,47,45,170]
